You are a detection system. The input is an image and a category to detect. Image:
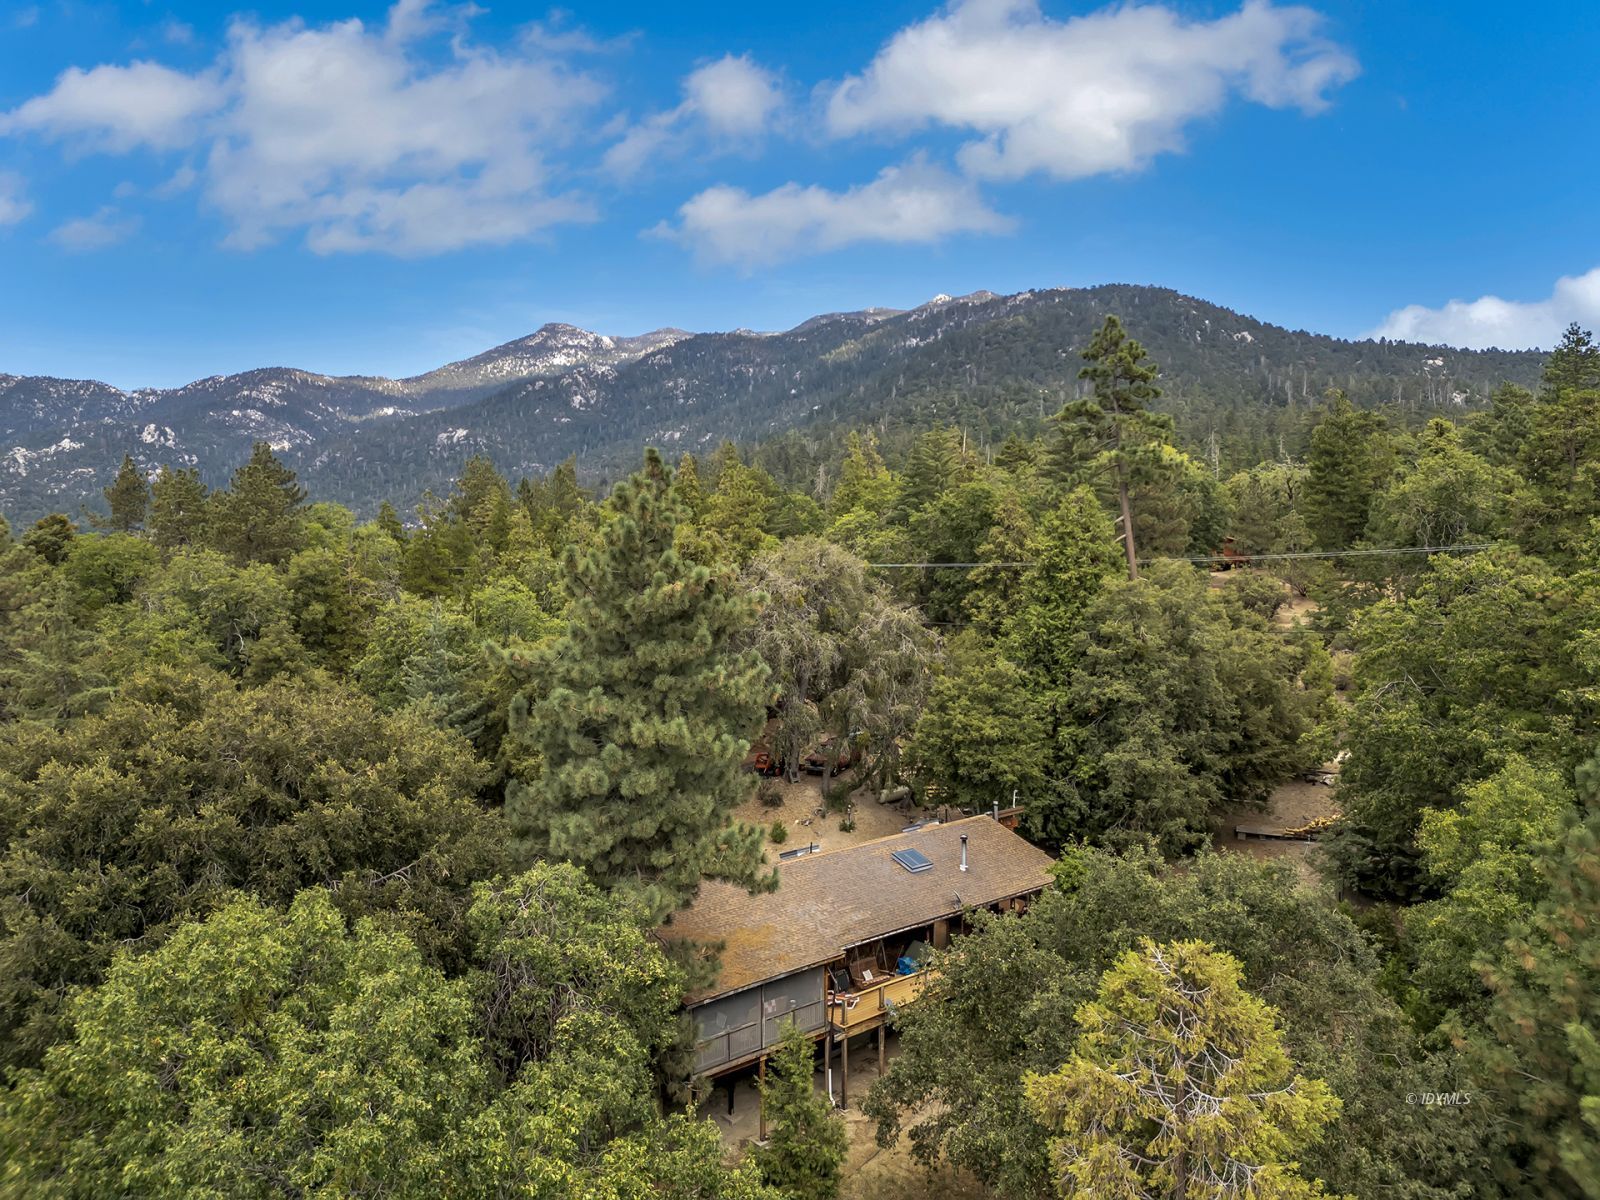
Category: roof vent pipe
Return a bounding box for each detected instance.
[960,833,969,872]
[991,799,999,820]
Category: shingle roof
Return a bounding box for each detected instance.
[661,815,1056,1002]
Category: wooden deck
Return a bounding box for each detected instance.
[831,969,932,1031]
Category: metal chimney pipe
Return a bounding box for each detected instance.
[991,799,999,820]
[960,833,969,872]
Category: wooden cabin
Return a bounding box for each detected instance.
[660,815,1055,1102]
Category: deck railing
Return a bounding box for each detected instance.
[830,968,932,1030]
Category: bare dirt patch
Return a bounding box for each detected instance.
[1213,779,1341,886]
[733,773,930,856]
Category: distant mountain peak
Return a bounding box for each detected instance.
[0,284,1548,524]
[916,290,999,311]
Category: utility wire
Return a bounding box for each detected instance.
[866,543,1496,569]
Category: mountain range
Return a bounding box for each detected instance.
[0,285,1548,523]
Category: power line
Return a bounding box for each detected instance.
[866,544,1495,569]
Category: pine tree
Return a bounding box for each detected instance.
[376,500,407,543]
[0,575,113,726]
[894,426,967,520]
[1517,324,1600,558]
[400,603,489,746]
[1302,391,1390,551]
[1025,939,1345,1200]
[504,449,773,922]
[1540,322,1600,396]
[995,487,1119,685]
[102,455,148,533]
[675,453,707,521]
[1055,315,1171,579]
[703,461,778,564]
[1474,809,1600,1198]
[208,442,307,565]
[828,432,895,518]
[756,1020,847,1200]
[148,465,209,549]
[21,514,76,565]
[519,457,592,550]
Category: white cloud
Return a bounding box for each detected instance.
[49,207,140,251]
[604,54,783,177]
[1368,266,1600,350]
[0,173,31,226]
[659,156,1012,267]
[684,54,784,137]
[1,60,226,151]
[207,7,604,254]
[0,0,606,256]
[826,0,1358,181]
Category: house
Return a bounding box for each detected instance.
[660,814,1056,1104]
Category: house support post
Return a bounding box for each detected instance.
[878,1024,886,1077]
[758,1055,767,1142]
[841,1031,849,1107]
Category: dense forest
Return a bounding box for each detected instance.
[1,314,1597,1199]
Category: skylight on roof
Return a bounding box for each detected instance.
[892,848,934,874]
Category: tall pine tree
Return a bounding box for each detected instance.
[208,443,307,565]
[1055,315,1170,579]
[1302,391,1391,551]
[101,455,148,533]
[504,449,773,922]
[1474,809,1600,1198]
[148,465,209,549]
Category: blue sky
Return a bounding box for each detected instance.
[1,0,1597,389]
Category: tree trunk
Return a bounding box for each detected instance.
[1115,466,1139,580]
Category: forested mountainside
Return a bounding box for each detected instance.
[1,285,1544,522]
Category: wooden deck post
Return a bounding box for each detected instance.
[758,1055,767,1142]
[877,1023,886,1077]
[841,1031,849,1107]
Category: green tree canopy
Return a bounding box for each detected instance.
[147,464,209,548]
[1043,560,1330,850]
[1472,809,1600,1198]
[0,667,502,1069]
[755,1020,848,1200]
[505,449,773,922]
[866,849,1487,1200]
[207,441,308,565]
[1054,315,1171,579]
[0,878,776,1200]
[1302,392,1392,551]
[1024,938,1344,1200]
[101,454,149,533]
[1328,549,1600,899]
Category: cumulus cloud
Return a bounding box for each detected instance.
[1368,266,1600,350]
[1,61,225,151]
[0,0,606,255]
[658,156,1012,267]
[206,8,603,253]
[0,173,31,226]
[49,207,140,251]
[604,54,783,177]
[826,0,1358,181]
